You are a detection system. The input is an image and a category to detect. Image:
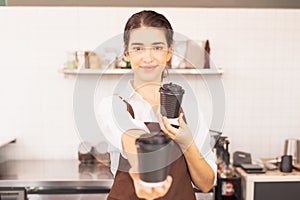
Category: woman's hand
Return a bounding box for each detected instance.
[158,113,194,152]
[129,169,173,200]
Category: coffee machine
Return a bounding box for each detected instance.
[215,136,230,167]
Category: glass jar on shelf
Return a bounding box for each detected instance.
[66,51,77,69]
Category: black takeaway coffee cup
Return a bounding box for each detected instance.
[159,82,185,127]
[135,131,171,186]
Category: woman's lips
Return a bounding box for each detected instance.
[139,65,158,70]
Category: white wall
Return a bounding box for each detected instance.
[0,7,299,161]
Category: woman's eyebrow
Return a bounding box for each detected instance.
[152,42,165,45]
[130,42,143,46]
[130,42,166,46]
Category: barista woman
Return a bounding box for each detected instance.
[97,10,216,200]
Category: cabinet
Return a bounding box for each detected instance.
[236,167,300,200]
[215,172,241,200]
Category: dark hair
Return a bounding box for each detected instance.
[123,10,174,52]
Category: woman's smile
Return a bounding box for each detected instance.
[139,65,159,71]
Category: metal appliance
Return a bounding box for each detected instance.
[0,187,27,200]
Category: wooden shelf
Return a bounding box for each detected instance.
[62,68,223,75]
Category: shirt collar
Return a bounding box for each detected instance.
[118,80,136,100]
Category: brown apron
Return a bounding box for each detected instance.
[107,100,196,200]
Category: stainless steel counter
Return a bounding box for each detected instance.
[0,160,113,189]
[0,160,214,200]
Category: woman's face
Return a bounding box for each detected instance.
[125,27,172,83]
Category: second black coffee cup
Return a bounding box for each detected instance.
[159,82,185,119]
[135,131,171,186]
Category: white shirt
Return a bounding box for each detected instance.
[96,80,217,180]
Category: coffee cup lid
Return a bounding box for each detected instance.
[159,82,184,95]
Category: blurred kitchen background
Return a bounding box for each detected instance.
[0,5,299,165]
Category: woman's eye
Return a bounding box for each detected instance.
[153,46,163,51]
[133,47,143,51]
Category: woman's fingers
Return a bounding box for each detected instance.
[150,176,173,197]
[129,168,139,180]
[129,166,173,199]
[162,175,172,191]
[162,117,179,134]
[178,113,187,129]
[156,114,176,139]
[136,176,172,199]
[161,125,175,139]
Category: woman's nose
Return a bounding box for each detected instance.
[142,48,153,62]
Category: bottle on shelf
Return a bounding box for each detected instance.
[203,40,210,69]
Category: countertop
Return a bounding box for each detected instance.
[0,160,214,199]
[236,167,300,182]
[0,160,114,188]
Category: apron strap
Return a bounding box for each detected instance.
[119,96,135,119]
